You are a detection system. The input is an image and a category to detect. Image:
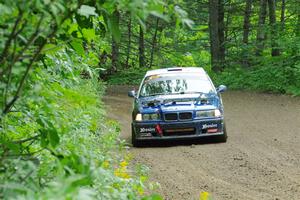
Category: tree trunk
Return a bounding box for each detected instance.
[268,0,280,56]
[280,0,285,31]
[241,0,253,68]
[256,0,267,56]
[209,0,222,72]
[218,0,225,65]
[138,25,145,68]
[149,18,159,68]
[111,10,120,73]
[224,0,231,41]
[125,16,132,69]
[243,0,252,44]
[296,5,300,37]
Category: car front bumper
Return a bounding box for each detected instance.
[132,117,225,141]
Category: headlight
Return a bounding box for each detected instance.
[214,109,221,117]
[142,113,160,121]
[196,109,221,118]
[135,113,142,121]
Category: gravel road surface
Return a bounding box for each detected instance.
[103,86,300,200]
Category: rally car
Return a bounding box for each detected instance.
[128,67,227,147]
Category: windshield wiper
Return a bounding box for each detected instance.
[176,91,204,95]
[144,91,207,97]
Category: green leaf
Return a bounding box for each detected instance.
[40,129,49,148]
[149,11,169,21]
[1,183,29,193]
[37,115,47,127]
[5,141,21,154]
[68,23,78,35]
[174,5,194,28]
[70,175,92,187]
[78,5,97,18]
[181,18,194,28]
[82,28,96,43]
[48,128,60,148]
[104,13,120,42]
[70,40,85,56]
[42,44,63,55]
[142,194,163,200]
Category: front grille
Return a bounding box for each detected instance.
[164,113,178,121]
[164,128,195,136]
[164,112,193,121]
[179,112,193,120]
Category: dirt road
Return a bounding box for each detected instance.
[103,86,300,200]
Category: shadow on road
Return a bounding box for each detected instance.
[132,136,226,148]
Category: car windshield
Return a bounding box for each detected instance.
[139,73,215,97]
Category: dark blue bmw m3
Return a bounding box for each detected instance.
[128,67,227,147]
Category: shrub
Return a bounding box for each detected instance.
[214,56,300,96]
[0,50,161,199]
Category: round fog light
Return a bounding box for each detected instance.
[150,113,159,120]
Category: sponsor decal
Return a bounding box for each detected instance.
[140,132,152,137]
[140,127,156,133]
[202,124,218,129]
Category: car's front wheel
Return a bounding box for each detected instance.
[217,124,228,143]
[131,124,140,147]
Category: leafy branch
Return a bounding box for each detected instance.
[1,5,79,117]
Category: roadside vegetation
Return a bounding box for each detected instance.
[0,0,177,199]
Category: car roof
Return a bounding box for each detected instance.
[145,67,207,77]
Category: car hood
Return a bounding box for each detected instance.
[138,93,220,113]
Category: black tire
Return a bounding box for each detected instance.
[217,124,228,143]
[131,125,140,147]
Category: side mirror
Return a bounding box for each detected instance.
[128,90,136,98]
[217,85,227,93]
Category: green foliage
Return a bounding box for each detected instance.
[1,47,160,198]
[0,0,165,199]
[214,57,300,96]
[108,67,149,85]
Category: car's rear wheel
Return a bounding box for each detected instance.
[131,125,140,147]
